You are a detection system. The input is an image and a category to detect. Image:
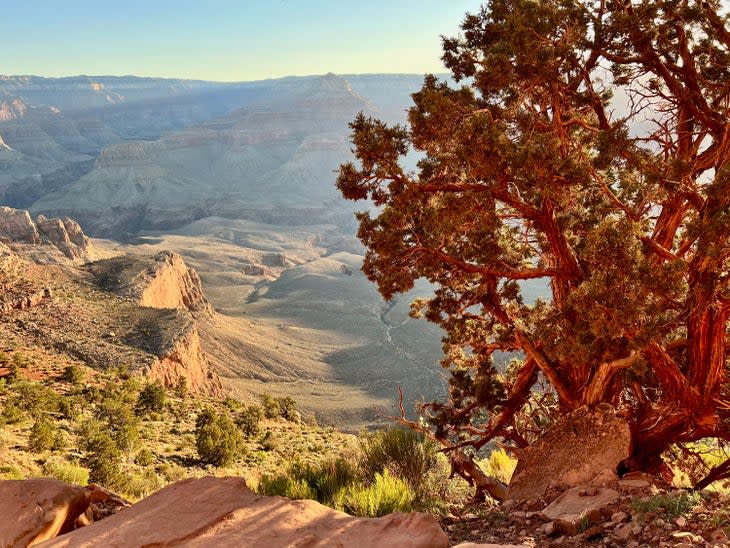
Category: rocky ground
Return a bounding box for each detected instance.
[443,485,729,547]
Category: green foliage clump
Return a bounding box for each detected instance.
[260,430,279,451]
[174,376,188,399]
[258,458,357,508]
[277,397,299,422]
[237,404,263,437]
[28,418,56,453]
[631,491,702,519]
[135,382,166,416]
[195,409,244,467]
[43,458,90,486]
[259,393,281,419]
[9,381,61,419]
[60,365,84,385]
[480,448,517,485]
[134,448,156,467]
[342,469,415,517]
[82,432,125,489]
[359,427,437,492]
[95,399,139,453]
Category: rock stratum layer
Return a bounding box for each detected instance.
[146,326,222,397]
[85,250,221,396]
[0,206,92,262]
[87,250,212,315]
[32,476,448,548]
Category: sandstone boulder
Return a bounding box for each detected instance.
[541,486,620,525]
[506,406,631,500]
[0,478,90,547]
[39,476,449,548]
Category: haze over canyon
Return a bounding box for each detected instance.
[0,72,462,425]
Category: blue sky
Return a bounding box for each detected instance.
[3,1,484,81]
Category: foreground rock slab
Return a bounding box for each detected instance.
[0,479,90,547]
[39,476,449,548]
[542,486,620,524]
[507,406,630,500]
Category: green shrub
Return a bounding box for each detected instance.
[343,470,415,517]
[82,432,125,489]
[95,399,140,452]
[121,469,164,499]
[260,393,281,419]
[359,427,437,491]
[631,491,702,519]
[1,400,25,425]
[174,376,188,399]
[195,410,244,467]
[195,407,215,428]
[480,448,518,485]
[28,418,56,452]
[135,382,166,416]
[223,397,242,412]
[237,405,263,437]
[134,448,156,466]
[10,381,60,418]
[260,430,279,451]
[58,395,86,421]
[258,475,317,500]
[277,397,299,422]
[43,458,90,485]
[60,365,84,385]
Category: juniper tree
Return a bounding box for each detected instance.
[337,0,730,490]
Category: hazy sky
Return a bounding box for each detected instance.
[3,0,484,81]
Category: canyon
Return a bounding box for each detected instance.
[0,73,450,425]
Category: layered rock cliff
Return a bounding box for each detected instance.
[146,327,222,397]
[0,206,93,261]
[86,250,221,396]
[87,251,212,316]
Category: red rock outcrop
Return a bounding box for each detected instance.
[146,326,222,397]
[137,251,211,315]
[39,476,449,548]
[0,479,90,547]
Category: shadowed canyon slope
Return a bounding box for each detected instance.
[0,72,463,425]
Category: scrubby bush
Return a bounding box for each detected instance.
[174,376,188,399]
[43,458,90,485]
[134,448,156,467]
[95,399,140,453]
[28,418,56,452]
[258,458,357,507]
[343,470,415,517]
[195,410,244,467]
[237,404,263,437]
[359,427,437,491]
[82,432,125,489]
[195,407,215,428]
[223,397,242,412]
[10,381,60,418]
[135,382,166,416]
[259,393,281,419]
[260,430,279,451]
[60,365,84,385]
[123,469,164,499]
[1,400,25,425]
[480,448,517,485]
[58,395,85,421]
[277,397,299,422]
